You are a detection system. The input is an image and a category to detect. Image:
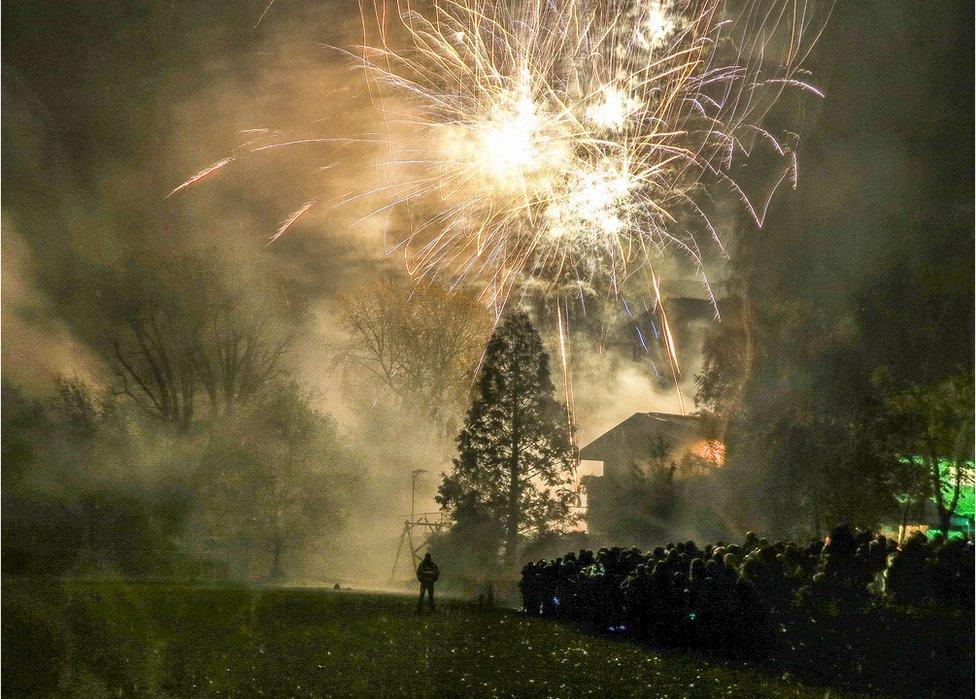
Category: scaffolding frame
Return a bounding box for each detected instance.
[389,511,448,581]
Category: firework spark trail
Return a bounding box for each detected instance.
[269,200,316,245]
[254,0,276,29]
[166,156,236,198]
[556,298,580,489]
[651,268,685,414]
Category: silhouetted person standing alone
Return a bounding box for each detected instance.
[416,552,440,613]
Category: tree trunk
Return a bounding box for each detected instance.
[937,507,952,535]
[898,499,912,545]
[504,460,520,568]
[928,453,951,534]
[504,396,521,568]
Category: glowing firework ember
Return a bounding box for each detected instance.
[358,0,829,307]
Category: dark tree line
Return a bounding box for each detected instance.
[2,245,357,582]
[696,288,974,538]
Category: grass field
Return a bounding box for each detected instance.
[2,580,858,697]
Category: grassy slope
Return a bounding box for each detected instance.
[2,581,853,698]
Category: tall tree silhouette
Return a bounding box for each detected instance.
[437,310,576,567]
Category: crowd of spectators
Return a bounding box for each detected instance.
[520,525,974,656]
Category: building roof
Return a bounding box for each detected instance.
[579,412,701,462]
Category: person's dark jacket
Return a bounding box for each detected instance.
[417,559,440,585]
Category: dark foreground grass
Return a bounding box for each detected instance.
[3,580,854,698]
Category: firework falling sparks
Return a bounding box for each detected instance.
[556,297,580,485]
[359,0,829,309]
[650,269,685,414]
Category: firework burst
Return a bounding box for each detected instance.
[167,0,829,418]
[358,0,829,309]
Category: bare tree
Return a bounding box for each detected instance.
[195,279,308,416]
[339,280,491,428]
[111,295,201,431]
[50,376,99,439]
[106,253,308,429]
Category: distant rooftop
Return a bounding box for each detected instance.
[579,412,701,462]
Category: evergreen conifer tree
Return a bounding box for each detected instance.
[436,310,577,567]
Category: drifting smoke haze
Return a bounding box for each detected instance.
[3,1,972,580]
[1,0,712,583]
[3,0,404,583]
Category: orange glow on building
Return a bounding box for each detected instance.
[690,439,726,466]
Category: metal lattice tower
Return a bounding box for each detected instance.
[389,469,448,582]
